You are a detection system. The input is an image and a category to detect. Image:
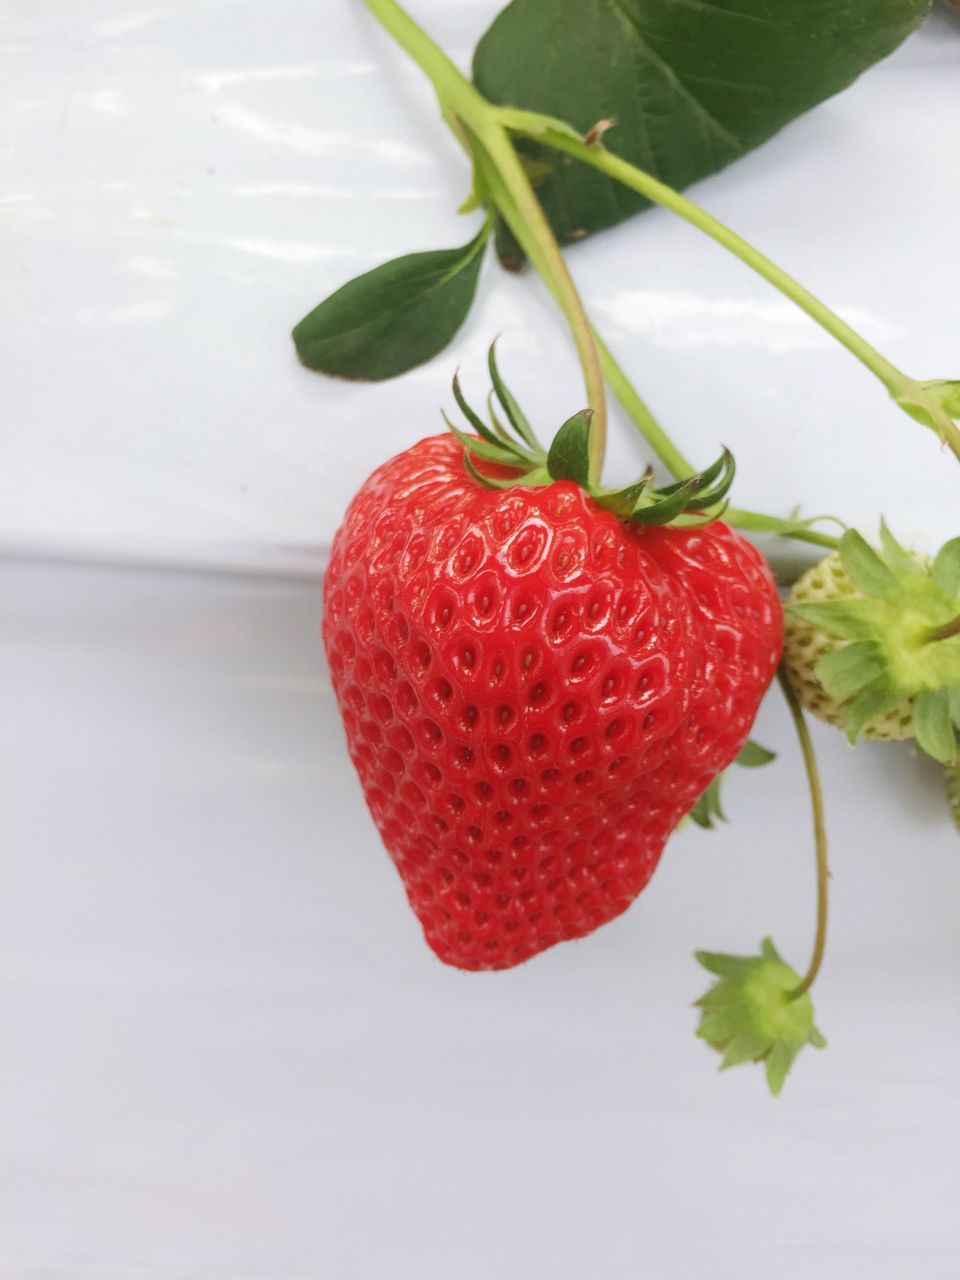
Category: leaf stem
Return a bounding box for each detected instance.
[777,667,830,1000]
[508,120,960,466]
[359,0,607,482]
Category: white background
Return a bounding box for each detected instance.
[3,4,960,1278]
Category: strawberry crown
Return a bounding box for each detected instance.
[788,524,960,765]
[445,344,735,527]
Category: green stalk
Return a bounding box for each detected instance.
[360,0,842,550]
[360,0,607,483]
[777,669,830,1001]
[503,115,960,466]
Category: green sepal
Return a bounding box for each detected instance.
[488,342,540,452]
[735,739,777,768]
[933,538,960,596]
[688,739,775,830]
[845,680,909,743]
[694,937,825,1097]
[452,372,531,460]
[596,471,654,518]
[787,599,877,641]
[814,641,885,701]
[650,449,736,513]
[442,412,528,469]
[689,777,726,830]
[630,478,703,526]
[914,690,956,765]
[879,519,922,574]
[546,409,593,485]
[462,452,528,491]
[839,529,897,598]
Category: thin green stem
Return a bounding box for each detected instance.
[506,118,960,466]
[359,0,607,482]
[777,668,830,1000]
[360,0,847,549]
[925,614,960,644]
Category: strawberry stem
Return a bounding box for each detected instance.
[359,0,607,483]
[359,0,843,549]
[777,668,830,1000]
[504,117,960,466]
[925,614,960,644]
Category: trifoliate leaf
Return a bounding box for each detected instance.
[933,538,960,597]
[814,640,885,701]
[293,224,487,379]
[694,937,825,1097]
[546,409,593,485]
[839,529,897,598]
[914,690,956,765]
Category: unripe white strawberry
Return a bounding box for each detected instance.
[784,553,914,740]
[783,525,960,765]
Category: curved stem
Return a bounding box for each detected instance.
[360,0,845,549]
[777,668,830,1000]
[508,120,960,466]
[926,614,960,644]
[359,0,606,481]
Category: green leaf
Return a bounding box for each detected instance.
[546,410,593,485]
[914,690,957,766]
[933,538,960,597]
[292,225,487,379]
[949,688,960,732]
[839,530,897,598]
[814,641,884,701]
[787,599,877,641]
[735,740,776,769]
[473,0,926,250]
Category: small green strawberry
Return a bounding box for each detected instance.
[783,525,960,765]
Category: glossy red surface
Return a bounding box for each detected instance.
[324,435,782,969]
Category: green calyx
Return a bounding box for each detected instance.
[787,524,960,765]
[694,938,826,1097]
[447,344,735,527]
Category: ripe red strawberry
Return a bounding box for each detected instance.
[323,370,782,970]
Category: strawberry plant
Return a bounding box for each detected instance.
[299,0,960,1094]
